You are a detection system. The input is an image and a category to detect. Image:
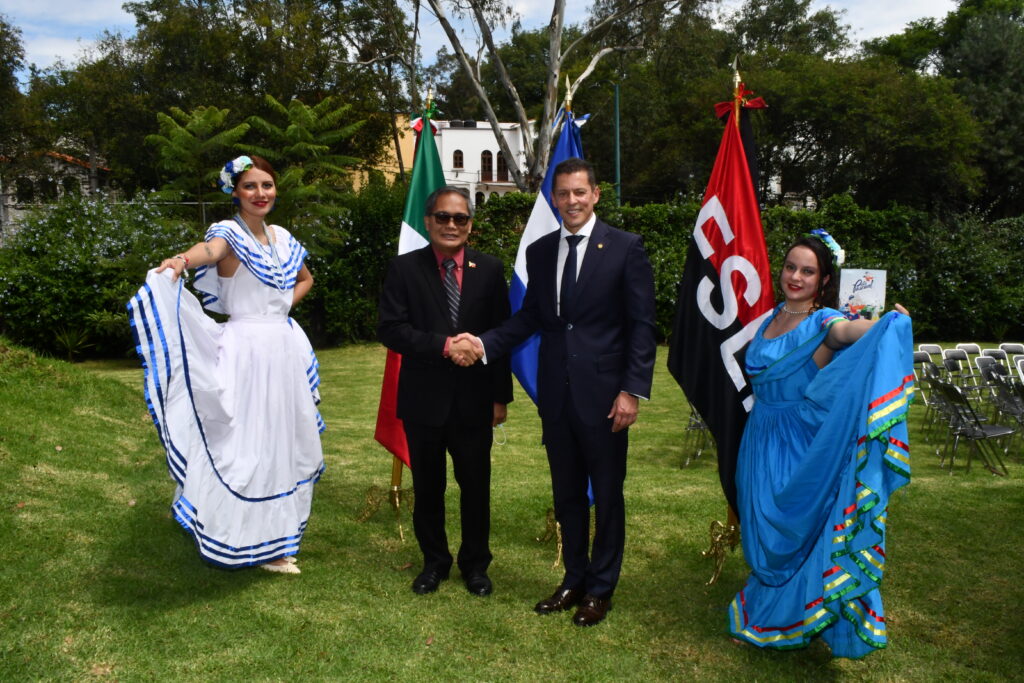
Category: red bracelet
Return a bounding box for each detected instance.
[173,254,190,267]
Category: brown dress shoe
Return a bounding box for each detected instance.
[572,594,612,626]
[534,586,584,614]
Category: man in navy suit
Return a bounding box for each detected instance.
[378,186,513,597]
[453,158,656,625]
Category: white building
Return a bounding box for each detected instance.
[431,119,533,207]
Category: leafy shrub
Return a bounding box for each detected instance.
[0,195,194,358]
[287,172,407,346]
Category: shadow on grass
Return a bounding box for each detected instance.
[90,499,261,609]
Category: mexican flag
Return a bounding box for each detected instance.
[374,109,446,467]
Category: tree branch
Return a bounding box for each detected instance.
[565,46,641,102]
[469,0,535,164]
[423,0,528,190]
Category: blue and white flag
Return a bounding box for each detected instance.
[510,110,585,402]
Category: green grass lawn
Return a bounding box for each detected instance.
[1,341,1021,681]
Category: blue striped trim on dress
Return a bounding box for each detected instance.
[172,493,312,568]
[193,222,307,311]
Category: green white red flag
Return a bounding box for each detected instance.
[374,108,446,466]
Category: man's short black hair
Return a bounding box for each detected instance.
[425,185,473,218]
[552,157,597,188]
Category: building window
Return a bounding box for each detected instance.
[475,191,485,207]
[481,151,493,182]
[39,178,58,200]
[453,150,464,169]
[496,152,508,182]
[15,178,34,203]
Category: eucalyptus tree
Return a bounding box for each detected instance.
[423,0,689,191]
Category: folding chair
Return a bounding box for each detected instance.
[999,343,1024,355]
[982,348,1008,363]
[944,348,980,390]
[1015,355,1024,385]
[918,343,942,362]
[942,349,968,384]
[933,382,1011,476]
[987,374,1024,452]
[682,398,712,467]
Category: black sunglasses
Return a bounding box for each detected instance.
[428,211,471,227]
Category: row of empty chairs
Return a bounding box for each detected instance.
[913,342,1023,475]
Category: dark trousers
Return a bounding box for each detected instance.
[542,394,628,599]
[404,419,493,576]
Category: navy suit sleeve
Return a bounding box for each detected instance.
[621,235,657,399]
[487,261,515,405]
[479,242,546,360]
[377,256,448,358]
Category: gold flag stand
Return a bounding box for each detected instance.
[701,505,740,585]
[356,456,414,542]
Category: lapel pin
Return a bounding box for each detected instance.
[597,243,604,249]
[468,261,477,268]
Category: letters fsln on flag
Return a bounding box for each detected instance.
[667,86,773,516]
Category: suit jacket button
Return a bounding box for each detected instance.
[566,323,574,330]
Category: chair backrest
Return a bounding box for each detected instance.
[957,343,982,355]
[975,355,995,373]
[944,348,968,362]
[913,351,932,364]
[999,343,1024,355]
[982,348,1008,361]
[918,343,942,359]
[1015,355,1024,384]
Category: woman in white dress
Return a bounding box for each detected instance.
[128,155,324,575]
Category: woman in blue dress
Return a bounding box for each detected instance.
[728,230,913,658]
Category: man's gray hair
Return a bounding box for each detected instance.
[425,186,474,218]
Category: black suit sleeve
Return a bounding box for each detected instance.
[479,241,546,361]
[377,256,447,359]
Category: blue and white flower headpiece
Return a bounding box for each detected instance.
[806,228,845,267]
[217,155,254,194]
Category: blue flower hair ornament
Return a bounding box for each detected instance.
[217,155,254,194]
[806,228,845,267]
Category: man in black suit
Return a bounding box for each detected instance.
[454,158,656,626]
[378,186,513,597]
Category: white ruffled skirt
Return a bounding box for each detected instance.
[128,269,324,568]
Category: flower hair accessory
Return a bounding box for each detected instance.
[217,155,254,194]
[806,228,845,267]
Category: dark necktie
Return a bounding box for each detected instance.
[442,258,460,328]
[560,235,583,321]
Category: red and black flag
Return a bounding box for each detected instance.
[667,83,773,515]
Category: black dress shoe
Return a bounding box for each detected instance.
[534,586,584,614]
[411,569,448,595]
[572,594,612,626]
[463,571,493,597]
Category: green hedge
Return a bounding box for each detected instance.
[2,185,1021,359]
[0,196,195,359]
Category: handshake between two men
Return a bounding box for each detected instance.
[447,333,484,367]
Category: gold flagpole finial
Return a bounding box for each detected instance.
[426,83,434,109]
[564,74,573,113]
